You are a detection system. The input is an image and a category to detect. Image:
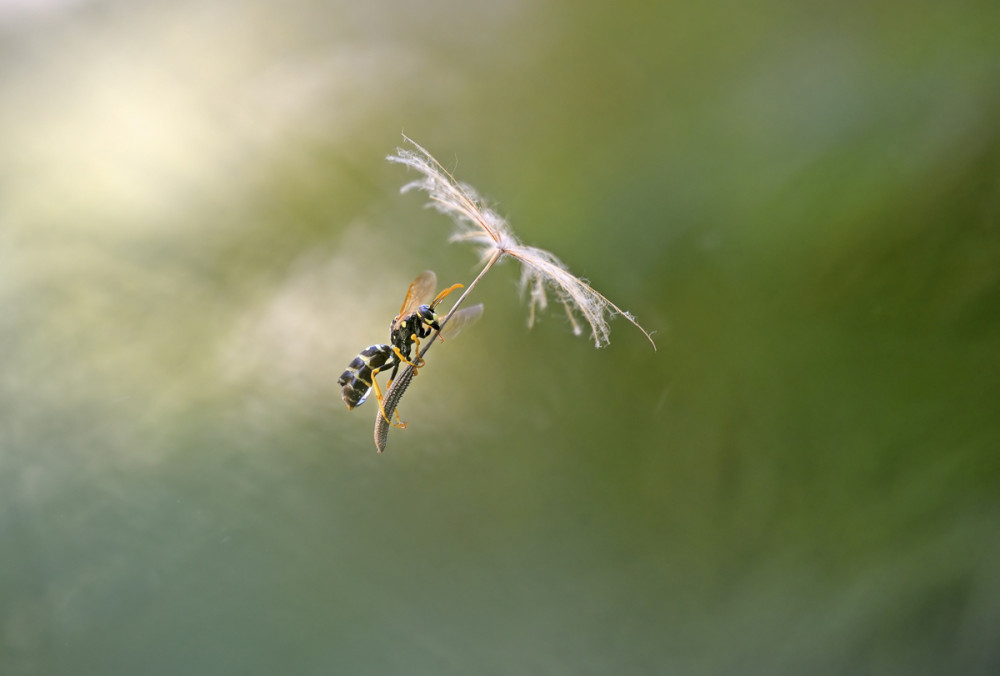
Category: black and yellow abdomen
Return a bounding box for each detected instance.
[338,344,395,409]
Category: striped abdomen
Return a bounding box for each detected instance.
[338,344,395,409]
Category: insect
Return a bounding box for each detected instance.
[338,271,483,428]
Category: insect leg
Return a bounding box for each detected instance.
[392,344,424,369]
[370,364,407,429]
[384,359,411,413]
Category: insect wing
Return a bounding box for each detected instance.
[438,303,484,341]
[393,270,437,331]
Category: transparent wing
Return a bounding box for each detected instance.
[438,303,484,341]
[393,270,437,331]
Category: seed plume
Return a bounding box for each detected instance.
[387,136,655,350]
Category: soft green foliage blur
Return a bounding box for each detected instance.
[2,1,998,674]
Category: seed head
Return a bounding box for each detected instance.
[387,136,655,350]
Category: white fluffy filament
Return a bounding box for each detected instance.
[387,136,655,350]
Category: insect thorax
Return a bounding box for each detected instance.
[391,305,440,356]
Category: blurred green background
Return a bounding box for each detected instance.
[2,0,998,674]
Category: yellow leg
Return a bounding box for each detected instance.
[371,371,406,429]
[393,327,433,371]
[412,333,423,361]
[384,378,406,426]
[393,343,425,370]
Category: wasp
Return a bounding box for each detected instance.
[338,271,483,428]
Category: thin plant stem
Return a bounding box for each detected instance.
[374,249,502,453]
[420,249,502,361]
